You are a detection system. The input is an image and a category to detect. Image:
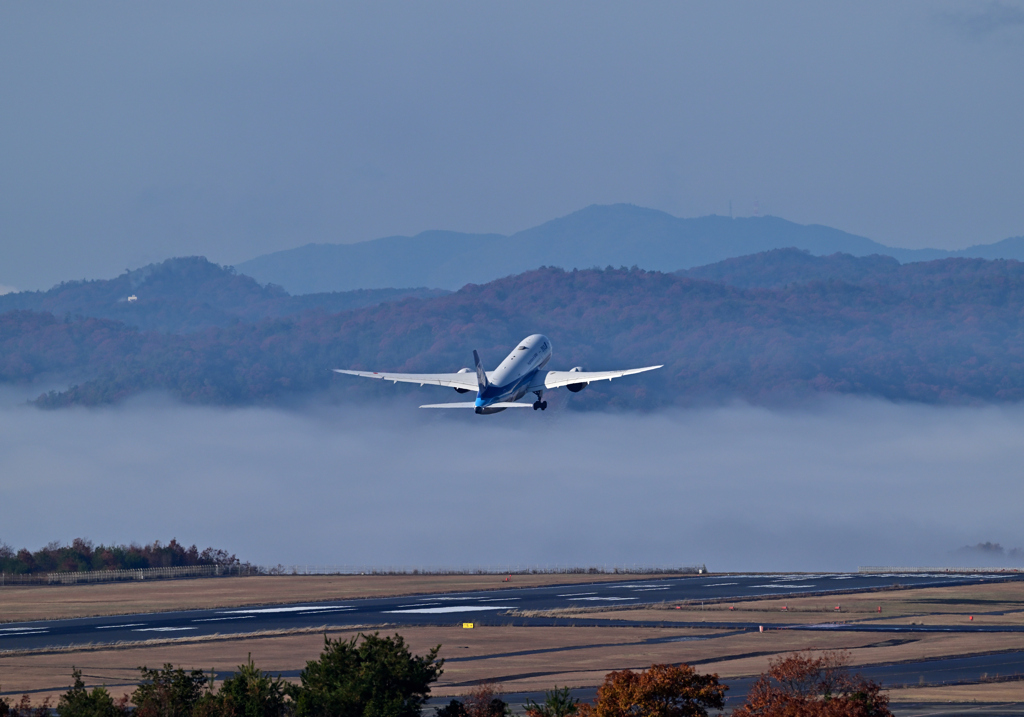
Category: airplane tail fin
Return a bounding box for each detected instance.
[473,350,489,391]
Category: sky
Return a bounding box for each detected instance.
[2,2,1024,291]
[2,393,1022,571]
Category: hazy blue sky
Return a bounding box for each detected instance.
[2,2,1023,290]
[2,394,1022,571]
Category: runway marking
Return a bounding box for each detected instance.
[704,583,739,587]
[0,629,47,636]
[298,608,355,615]
[192,616,256,622]
[96,624,146,629]
[567,597,637,601]
[0,627,49,632]
[611,583,673,589]
[478,598,520,602]
[631,587,670,591]
[385,605,516,614]
[557,592,597,597]
[220,605,352,614]
[398,603,442,608]
[132,627,197,632]
[751,584,816,589]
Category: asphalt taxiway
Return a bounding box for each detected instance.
[1,572,1019,652]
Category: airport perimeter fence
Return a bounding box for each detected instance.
[1,563,707,586]
[858,566,1023,574]
[0,563,256,586]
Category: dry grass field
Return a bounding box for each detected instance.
[887,682,1024,703]
[530,579,1024,628]
[0,573,677,623]
[3,577,1023,710]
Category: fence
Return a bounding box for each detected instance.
[0,564,255,586]
[858,566,1023,574]
[1,563,706,586]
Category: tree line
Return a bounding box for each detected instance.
[2,632,892,717]
[0,538,238,575]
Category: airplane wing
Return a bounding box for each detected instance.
[531,365,663,390]
[333,369,482,392]
[419,402,532,409]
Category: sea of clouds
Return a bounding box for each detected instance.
[1,390,1021,573]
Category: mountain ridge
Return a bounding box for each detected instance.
[0,257,449,333]
[6,254,1024,408]
[235,204,1024,294]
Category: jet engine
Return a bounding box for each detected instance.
[566,366,588,393]
[454,367,472,393]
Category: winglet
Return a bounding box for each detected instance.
[472,350,489,390]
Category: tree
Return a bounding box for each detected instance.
[434,700,469,717]
[57,668,130,717]
[525,687,579,717]
[434,683,508,717]
[194,656,290,717]
[0,695,52,717]
[131,664,210,717]
[732,651,892,717]
[461,683,509,717]
[577,664,725,717]
[291,632,443,717]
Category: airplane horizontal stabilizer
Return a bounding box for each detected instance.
[419,402,533,409]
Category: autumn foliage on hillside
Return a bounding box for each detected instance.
[5,255,1024,407]
[578,664,726,717]
[733,651,891,717]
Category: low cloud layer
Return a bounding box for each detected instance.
[1,393,1022,572]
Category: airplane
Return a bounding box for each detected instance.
[334,334,662,414]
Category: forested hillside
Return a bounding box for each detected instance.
[0,257,448,333]
[679,248,904,288]
[5,255,1024,408]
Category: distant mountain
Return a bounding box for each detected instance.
[235,205,893,293]
[679,248,904,289]
[949,235,1024,261]
[0,257,448,333]
[234,203,1024,294]
[10,256,1024,408]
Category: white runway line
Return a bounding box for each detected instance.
[221,605,351,614]
[192,616,256,622]
[385,605,516,614]
[751,584,816,589]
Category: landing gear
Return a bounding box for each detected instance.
[533,391,547,411]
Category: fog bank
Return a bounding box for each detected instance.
[1,395,1021,572]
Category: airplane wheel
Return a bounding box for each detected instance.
[533,402,540,410]
[541,401,548,410]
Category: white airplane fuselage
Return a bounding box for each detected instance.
[333,333,661,413]
[475,334,552,413]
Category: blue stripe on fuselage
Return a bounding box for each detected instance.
[475,369,539,407]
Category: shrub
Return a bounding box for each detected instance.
[291,633,442,717]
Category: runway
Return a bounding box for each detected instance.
[1,572,1018,652]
